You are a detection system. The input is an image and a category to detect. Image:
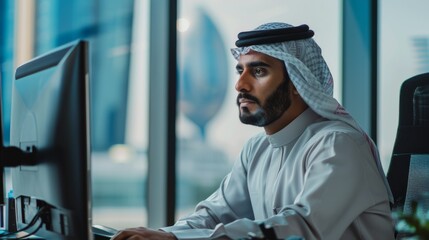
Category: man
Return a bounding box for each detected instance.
[112,22,394,240]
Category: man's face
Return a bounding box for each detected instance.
[235,51,292,126]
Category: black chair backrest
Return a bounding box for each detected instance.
[387,72,429,213]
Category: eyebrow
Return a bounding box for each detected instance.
[236,61,271,71]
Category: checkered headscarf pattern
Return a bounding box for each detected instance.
[231,22,350,125]
[231,22,393,202]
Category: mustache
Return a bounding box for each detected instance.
[236,93,260,105]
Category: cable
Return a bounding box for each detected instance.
[0,205,48,238]
[16,219,44,239]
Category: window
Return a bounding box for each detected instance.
[7,0,151,230]
[0,0,15,146]
[378,0,429,170]
[0,0,15,203]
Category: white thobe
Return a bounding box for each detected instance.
[162,109,394,240]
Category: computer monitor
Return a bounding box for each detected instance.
[8,40,91,239]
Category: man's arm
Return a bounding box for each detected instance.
[165,131,393,240]
[111,139,257,240]
[161,143,257,238]
[114,131,393,240]
[111,227,176,240]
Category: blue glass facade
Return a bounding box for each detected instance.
[34,0,134,151]
[0,0,15,145]
[2,0,143,229]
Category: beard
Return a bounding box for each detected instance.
[237,80,291,126]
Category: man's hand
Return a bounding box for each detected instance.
[110,227,177,240]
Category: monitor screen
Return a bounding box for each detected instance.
[9,40,91,239]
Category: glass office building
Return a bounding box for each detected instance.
[0,0,427,230]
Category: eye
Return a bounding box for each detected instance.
[253,67,266,77]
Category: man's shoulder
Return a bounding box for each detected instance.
[310,119,357,132]
[304,120,367,144]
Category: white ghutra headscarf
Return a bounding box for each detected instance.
[231,22,393,203]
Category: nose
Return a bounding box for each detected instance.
[235,72,251,93]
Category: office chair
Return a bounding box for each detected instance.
[387,72,429,214]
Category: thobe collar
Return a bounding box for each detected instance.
[267,108,322,148]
